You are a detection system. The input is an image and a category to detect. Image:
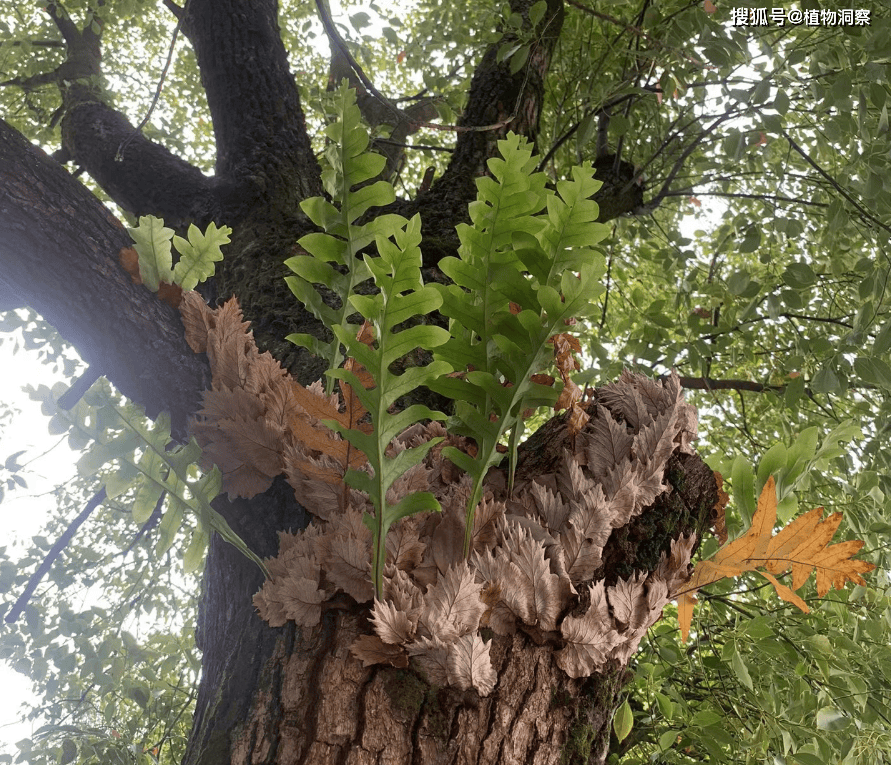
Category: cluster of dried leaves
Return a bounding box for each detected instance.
[179,294,704,691]
[178,294,873,694]
[181,292,369,499]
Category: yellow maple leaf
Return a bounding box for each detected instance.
[676,476,875,641]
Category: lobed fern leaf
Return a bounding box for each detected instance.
[429,133,609,556]
[284,83,405,392]
[128,216,230,292]
[30,375,265,577]
[324,215,452,598]
[172,222,230,291]
[128,216,174,292]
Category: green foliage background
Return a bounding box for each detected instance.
[1,1,891,764]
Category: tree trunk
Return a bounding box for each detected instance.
[0,1,717,763]
[228,614,619,765]
[184,441,715,765]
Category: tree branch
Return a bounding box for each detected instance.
[183,0,323,208]
[433,0,565,186]
[564,0,708,69]
[316,0,400,124]
[60,84,221,228]
[674,376,786,394]
[645,113,734,210]
[43,2,219,226]
[390,0,566,267]
[672,375,878,396]
[781,128,891,237]
[4,488,106,623]
[319,3,440,181]
[661,190,829,208]
[0,118,210,438]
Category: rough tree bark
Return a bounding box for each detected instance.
[0,118,209,437]
[0,1,713,763]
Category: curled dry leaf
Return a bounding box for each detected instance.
[253,546,325,628]
[558,536,694,677]
[557,581,621,678]
[385,518,426,571]
[371,598,415,644]
[119,246,142,284]
[567,402,590,439]
[350,634,409,668]
[447,633,497,696]
[319,532,374,603]
[549,333,584,417]
[418,561,486,640]
[406,636,451,686]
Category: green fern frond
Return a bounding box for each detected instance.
[31,377,266,576]
[324,214,451,598]
[128,216,230,292]
[429,133,609,556]
[285,83,404,393]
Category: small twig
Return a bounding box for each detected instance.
[599,237,615,329]
[150,677,195,761]
[374,138,453,153]
[5,487,107,623]
[116,491,166,559]
[661,190,829,208]
[116,0,190,161]
[564,0,710,69]
[647,113,733,208]
[0,39,65,49]
[0,71,60,89]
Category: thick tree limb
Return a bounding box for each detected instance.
[183,0,323,210]
[60,85,221,229]
[0,118,210,438]
[383,0,566,266]
[46,1,218,225]
[433,0,565,189]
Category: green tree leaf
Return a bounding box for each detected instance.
[613,697,633,742]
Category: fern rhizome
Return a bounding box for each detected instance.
[124,84,871,695]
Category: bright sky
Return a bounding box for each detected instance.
[0,329,83,755]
